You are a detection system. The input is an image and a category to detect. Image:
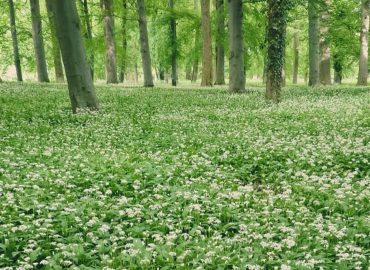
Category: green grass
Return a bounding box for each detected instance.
[0,82,369,270]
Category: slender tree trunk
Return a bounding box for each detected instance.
[186,66,192,80]
[119,0,128,83]
[169,0,177,86]
[49,0,99,113]
[191,0,200,83]
[101,0,118,84]
[192,59,199,82]
[215,0,225,85]
[293,32,299,84]
[136,0,154,87]
[262,56,267,84]
[319,0,331,85]
[135,63,139,83]
[8,0,22,82]
[30,0,49,82]
[159,64,165,81]
[357,0,369,86]
[200,0,213,86]
[79,0,94,80]
[333,54,342,84]
[266,0,288,102]
[308,0,320,86]
[228,0,245,92]
[45,0,64,82]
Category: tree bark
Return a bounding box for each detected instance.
[169,0,177,86]
[200,0,213,86]
[228,0,245,92]
[357,0,369,86]
[8,0,22,82]
[119,0,128,83]
[136,0,154,87]
[30,0,49,82]
[266,0,288,102]
[308,0,320,86]
[215,0,225,85]
[79,0,94,80]
[45,0,64,83]
[50,0,99,113]
[101,0,118,84]
[319,0,331,85]
[292,32,299,84]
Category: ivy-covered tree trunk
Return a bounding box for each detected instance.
[357,0,369,86]
[30,0,49,82]
[200,0,213,86]
[308,0,320,86]
[293,32,299,84]
[266,0,288,102]
[50,0,99,113]
[228,0,245,92]
[319,0,332,85]
[215,0,225,85]
[79,0,94,80]
[169,0,177,86]
[45,0,64,83]
[101,0,118,84]
[137,0,154,87]
[119,0,128,83]
[8,0,23,82]
[333,54,342,84]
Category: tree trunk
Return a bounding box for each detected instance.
[8,0,22,82]
[186,66,192,80]
[119,0,128,83]
[169,0,177,86]
[308,0,320,86]
[319,0,331,85]
[215,0,225,85]
[228,0,245,92]
[266,0,288,102]
[293,32,299,84]
[159,65,165,81]
[79,0,94,80]
[101,0,118,84]
[136,0,154,87]
[191,0,200,83]
[333,54,342,84]
[357,0,369,86]
[30,0,49,82]
[45,0,64,83]
[50,0,99,113]
[135,63,139,83]
[200,0,213,86]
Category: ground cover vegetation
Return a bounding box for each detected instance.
[0,83,369,269]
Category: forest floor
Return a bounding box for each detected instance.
[0,82,369,269]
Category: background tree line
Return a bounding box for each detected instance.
[0,0,368,111]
